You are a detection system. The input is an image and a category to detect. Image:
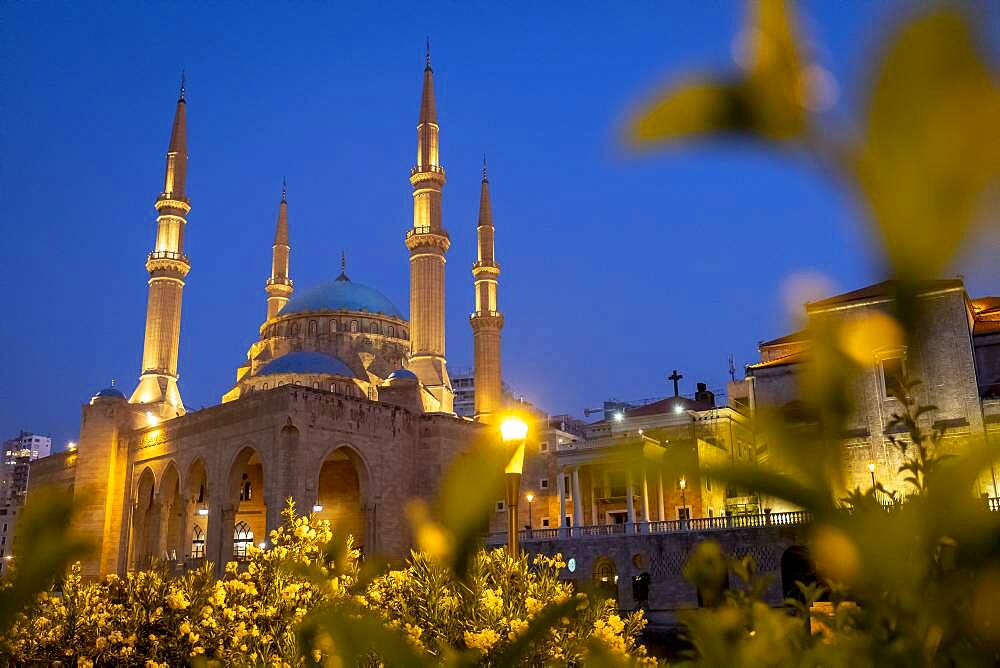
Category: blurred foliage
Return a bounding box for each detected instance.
[627,0,1000,665]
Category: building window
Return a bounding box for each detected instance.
[291,322,300,335]
[191,525,205,559]
[371,321,380,334]
[233,522,254,560]
[706,477,712,491]
[388,325,395,337]
[262,383,268,390]
[350,321,358,333]
[539,441,549,452]
[881,356,905,398]
[308,320,317,335]
[330,320,338,333]
[540,478,549,490]
[564,515,573,527]
[240,474,252,502]
[496,500,505,512]
[541,518,550,527]
[677,507,691,521]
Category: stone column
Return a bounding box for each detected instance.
[178,499,193,560]
[571,468,583,529]
[556,469,567,536]
[641,467,651,526]
[657,470,666,521]
[590,469,599,526]
[625,469,636,527]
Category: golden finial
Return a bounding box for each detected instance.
[425,37,431,71]
[281,177,287,203]
[341,251,346,274]
[179,70,186,101]
[482,154,488,182]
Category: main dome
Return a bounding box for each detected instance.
[281,275,403,319]
[257,351,356,378]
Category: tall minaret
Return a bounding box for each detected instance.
[129,75,191,417]
[405,42,454,413]
[470,159,504,423]
[265,180,293,320]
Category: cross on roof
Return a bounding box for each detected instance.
[668,369,683,397]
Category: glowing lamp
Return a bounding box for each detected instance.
[197,508,209,516]
[679,476,687,490]
[258,542,267,550]
[613,412,624,422]
[868,463,875,473]
[673,404,684,414]
[67,441,77,451]
[525,493,534,503]
[145,411,160,427]
[312,504,324,513]
[500,416,528,443]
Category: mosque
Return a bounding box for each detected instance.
[31,51,509,577]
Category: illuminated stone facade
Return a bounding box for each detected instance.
[746,280,1000,506]
[28,57,508,578]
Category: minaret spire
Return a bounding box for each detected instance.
[406,45,453,413]
[130,82,193,416]
[265,180,293,321]
[337,251,350,281]
[471,160,504,422]
[179,70,186,101]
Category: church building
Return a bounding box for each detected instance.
[30,51,511,577]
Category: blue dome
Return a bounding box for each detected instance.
[93,386,126,399]
[281,276,402,319]
[387,369,418,381]
[257,351,356,378]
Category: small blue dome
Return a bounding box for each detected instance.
[257,351,356,378]
[93,386,126,399]
[281,275,402,319]
[387,369,418,381]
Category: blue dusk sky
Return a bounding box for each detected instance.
[2,2,998,450]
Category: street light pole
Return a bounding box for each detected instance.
[868,462,876,488]
[526,493,534,537]
[500,416,529,557]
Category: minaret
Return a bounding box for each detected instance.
[129,75,190,417]
[405,42,454,413]
[265,179,293,320]
[471,158,504,423]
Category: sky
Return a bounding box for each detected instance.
[2,2,998,451]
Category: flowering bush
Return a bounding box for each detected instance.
[361,548,650,664]
[1,501,356,666]
[1,502,650,666]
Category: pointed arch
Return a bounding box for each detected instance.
[314,444,372,553]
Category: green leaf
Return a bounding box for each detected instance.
[626,0,809,148]
[856,10,1000,279]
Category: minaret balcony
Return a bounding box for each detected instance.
[148,250,189,263]
[410,164,445,176]
[472,261,500,275]
[470,311,504,329]
[405,227,451,252]
[265,276,294,288]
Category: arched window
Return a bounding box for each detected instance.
[370,321,380,334]
[233,522,254,560]
[350,321,358,333]
[262,383,268,390]
[330,320,338,333]
[313,382,319,389]
[240,473,252,501]
[308,320,318,335]
[387,325,395,338]
[197,484,205,504]
[191,525,205,559]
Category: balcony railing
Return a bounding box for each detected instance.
[410,164,445,176]
[484,509,814,546]
[148,250,190,263]
[406,226,450,240]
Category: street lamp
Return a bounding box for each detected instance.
[500,415,529,557]
[679,476,687,526]
[868,462,876,488]
[525,493,534,535]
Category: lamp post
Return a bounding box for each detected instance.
[525,493,534,536]
[868,462,876,488]
[679,476,687,527]
[500,416,529,557]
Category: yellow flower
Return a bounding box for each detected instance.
[464,628,500,653]
[165,588,189,610]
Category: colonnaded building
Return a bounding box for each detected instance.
[30,53,512,577]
